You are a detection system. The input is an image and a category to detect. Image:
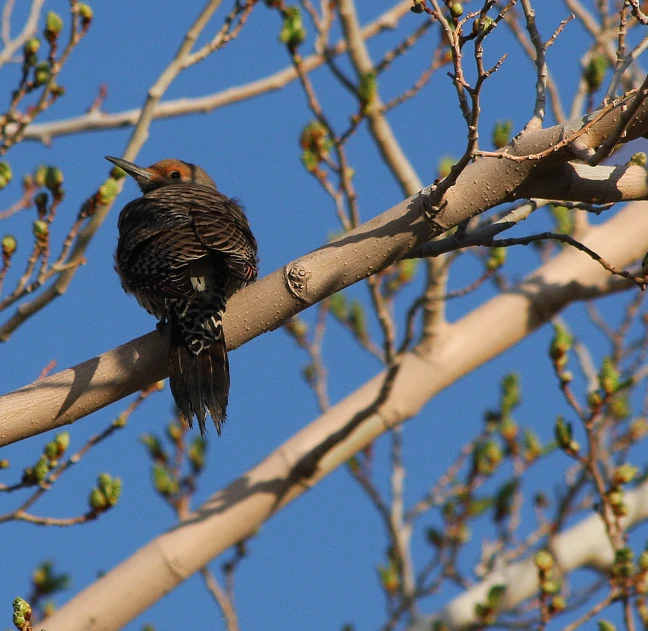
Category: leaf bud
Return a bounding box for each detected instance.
[44,11,64,41]
[411,0,425,13]
[33,219,49,238]
[628,152,647,167]
[78,3,93,28]
[13,597,31,630]
[23,38,41,56]
[534,549,554,572]
[2,234,17,256]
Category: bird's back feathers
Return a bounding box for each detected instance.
[115,176,257,434]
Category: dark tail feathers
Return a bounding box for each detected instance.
[168,320,230,436]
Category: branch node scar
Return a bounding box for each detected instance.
[284,263,312,302]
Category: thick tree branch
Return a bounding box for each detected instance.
[42,200,648,631]
[1,96,648,446]
[519,163,648,203]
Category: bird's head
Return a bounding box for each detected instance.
[105,156,217,193]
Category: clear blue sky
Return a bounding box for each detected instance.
[1,1,645,630]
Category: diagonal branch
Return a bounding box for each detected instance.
[2,93,648,446]
[42,200,648,631]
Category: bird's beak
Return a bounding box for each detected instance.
[105,156,154,182]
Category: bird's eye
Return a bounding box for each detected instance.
[170,171,182,179]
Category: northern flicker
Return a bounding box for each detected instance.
[106,156,258,435]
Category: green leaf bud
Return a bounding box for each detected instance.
[33,219,49,238]
[89,487,107,511]
[599,356,620,395]
[78,3,93,27]
[13,597,31,630]
[550,204,574,235]
[34,165,48,187]
[23,38,41,56]
[437,156,456,179]
[0,162,12,190]
[554,416,572,450]
[534,549,554,572]
[639,549,648,572]
[550,323,572,362]
[358,71,378,114]
[2,234,17,256]
[44,166,63,191]
[188,436,207,473]
[550,595,567,613]
[613,463,638,485]
[486,584,506,608]
[329,292,347,320]
[450,3,463,17]
[486,246,507,271]
[33,61,51,86]
[279,6,306,49]
[628,152,647,167]
[467,497,492,517]
[44,11,64,40]
[349,300,367,340]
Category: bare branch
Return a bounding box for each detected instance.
[500,4,567,122]
[406,200,540,260]
[520,0,550,129]
[200,567,239,631]
[41,201,648,631]
[489,231,646,287]
[409,478,648,631]
[628,0,648,25]
[2,93,648,444]
[18,1,415,144]
[0,0,258,341]
[337,0,423,196]
[589,72,648,164]
[0,0,46,69]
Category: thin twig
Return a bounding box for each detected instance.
[0,0,46,69]
[19,1,415,143]
[0,0,258,340]
[489,231,646,288]
[589,72,648,165]
[200,567,239,631]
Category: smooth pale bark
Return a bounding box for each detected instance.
[408,478,648,631]
[1,97,648,447]
[43,201,648,631]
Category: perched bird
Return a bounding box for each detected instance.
[106,156,258,435]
